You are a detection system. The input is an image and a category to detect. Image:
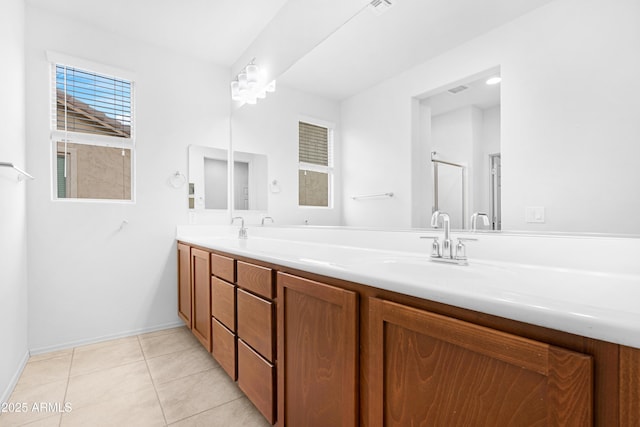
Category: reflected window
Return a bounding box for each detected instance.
[298,120,333,207]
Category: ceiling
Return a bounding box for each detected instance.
[26,0,555,100]
[25,0,290,66]
[279,0,555,100]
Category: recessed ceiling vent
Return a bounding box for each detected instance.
[369,0,394,15]
[448,85,469,94]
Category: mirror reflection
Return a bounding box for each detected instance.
[229,0,640,235]
[187,145,269,212]
[423,70,501,230]
[188,145,228,210]
[232,151,268,211]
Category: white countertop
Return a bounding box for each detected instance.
[177,226,640,349]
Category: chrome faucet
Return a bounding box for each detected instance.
[261,216,274,226]
[471,212,490,231]
[231,216,248,239]
[421,210,476,265]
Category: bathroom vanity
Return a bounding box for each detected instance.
[176,227,640,426]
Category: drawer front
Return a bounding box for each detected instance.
[237,261,273,299]
[237,288,275,362]
[211,253,236,283]
[211,277,236,332]
[238,339,275,424]
[212,318,237,381]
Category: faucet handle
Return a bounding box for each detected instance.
[454,238,477,261]
[420,236,441,257]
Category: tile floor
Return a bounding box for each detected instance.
[0,326,271,427]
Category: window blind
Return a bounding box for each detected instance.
[54,65,132,138]
[299,121,330,166]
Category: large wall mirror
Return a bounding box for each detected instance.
[228,0,640,235]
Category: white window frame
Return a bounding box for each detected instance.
[48,52,136,203]
[298,116,335,209]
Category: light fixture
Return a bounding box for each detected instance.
[230,58,276,105]
[486,76,502,85]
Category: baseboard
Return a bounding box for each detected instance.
[28,320,186,356]
[0,350,29,404]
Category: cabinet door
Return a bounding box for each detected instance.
[211,277,236,332]
[191,247,211,351]
[238,339,275,424]
[177,243,191,328]
[237,288,274,362]
[212,318,237,380]
[277,273,358,427]
[368,298,593,427]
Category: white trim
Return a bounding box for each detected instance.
[298,115,336,130]
[46,51,136,82]
[28,321,185,356]
[0,350,29,405]
[50,130,134,149]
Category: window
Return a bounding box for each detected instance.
[52,62,134,201]
[298,120,333,207]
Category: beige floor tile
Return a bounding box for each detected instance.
[21,414,61,426]
[169,397,270,427]
[0,380,68,427]
[70,337,143,377]
[138,329,200,359]
[28,348,73,364]
[146,346,220,385]
[65,361,154,409]
[156,368,243,424]
[13,355,72,391]
[60,387,165,427]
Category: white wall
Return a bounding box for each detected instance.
[0,0,29,403]
[342,0,640,234]
[231,85,342,226]
[25,5,230,351]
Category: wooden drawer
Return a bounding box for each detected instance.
[211,277,236,332]
[211,253,235,283]
[212,318,237,381]
[237,261,273,299]
[238,339,275,424]
[237,288,275,362]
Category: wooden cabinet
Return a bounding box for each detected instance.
[237,289,274,361]
[237,264,277,424]
[211,277,236,332]
[177,242,191,328]
[177,243,211,351]
[238,261,274,299]
[191,247,212,352]
[276,272,358,427]
[210,254,237,380]
[367,297,593,427]
[178,242,639,426]
[212,317,237,379]
[238,339,276,424]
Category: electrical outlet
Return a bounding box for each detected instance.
[525,206,545,223]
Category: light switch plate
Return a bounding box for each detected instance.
[525,206,545,223]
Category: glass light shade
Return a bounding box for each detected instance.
[230,81,242,101]
[246,64,259,89]
[238,71,248,93]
